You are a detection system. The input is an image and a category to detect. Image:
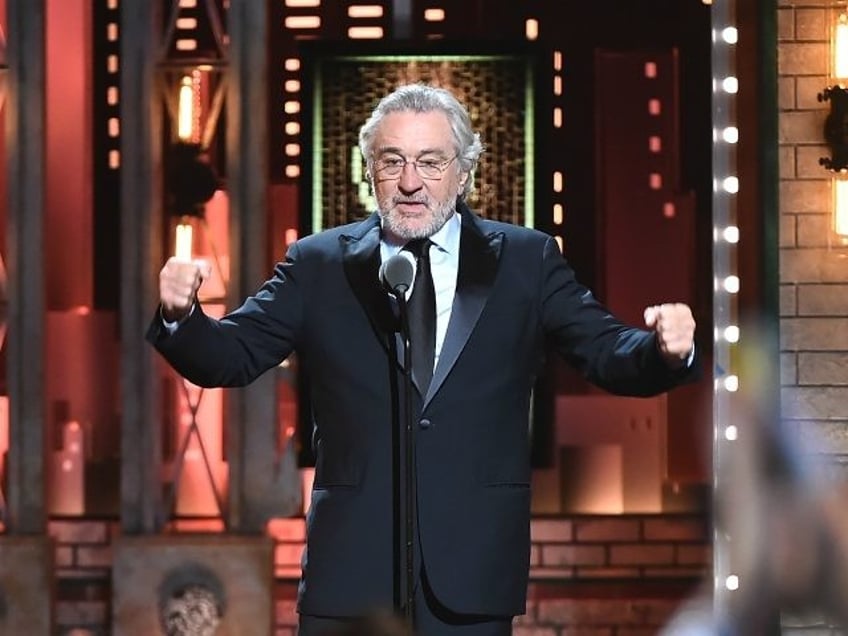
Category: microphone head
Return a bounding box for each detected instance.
[379,251,415,295]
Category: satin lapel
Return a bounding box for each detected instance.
[341,215,400,362]
[424,211,504,407]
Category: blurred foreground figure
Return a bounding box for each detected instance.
[662,343,848,635]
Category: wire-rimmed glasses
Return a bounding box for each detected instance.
[373,154,457,180]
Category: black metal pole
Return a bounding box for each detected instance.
[395,294,416,628]
[6,0,47,535]
[120,0,164,535]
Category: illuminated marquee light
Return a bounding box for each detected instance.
[346,1,386,40]
[552,49,565,247]
[525,18,539,41]
[348,26,384,39]
[173,1,200,53]
[553,204,563,225]
[424,8,445,22]
[712,0,740,619]
[285,16,322,29]
[648,98,661,115]
[724,375,739,392]
[645,61,657,78]
[282,52,302,181]
[723,275,740,293]
[649,173,663,190]
[348,5,383,19]
[104,2,122,170]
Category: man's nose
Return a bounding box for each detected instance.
[398,161,424,191]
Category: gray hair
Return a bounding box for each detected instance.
[358,84,484,199]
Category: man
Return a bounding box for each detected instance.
[149,84,698,635]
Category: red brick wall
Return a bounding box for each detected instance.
[50,515,708,634]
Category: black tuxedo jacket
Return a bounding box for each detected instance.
[148,203,697,618]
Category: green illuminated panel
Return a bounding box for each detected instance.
[307,53,537,233]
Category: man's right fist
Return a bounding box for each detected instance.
[159,257,212,322]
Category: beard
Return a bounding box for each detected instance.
[376,192,457,242]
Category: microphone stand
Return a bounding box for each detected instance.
[392,286,416,629]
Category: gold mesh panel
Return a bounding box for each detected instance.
[310,55,533,231]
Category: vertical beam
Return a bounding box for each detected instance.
[227,0,294,532]
[5,0,46,534]
[711,0,738,622]
[120,0,164,534]
[392,0,412,38]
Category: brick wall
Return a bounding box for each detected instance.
[778,1,848,633]
[51,515,707,634]
[50,519,114,635]
[778,3,848,446]
[271,515,707,635]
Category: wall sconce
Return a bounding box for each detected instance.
[835,175,848,237]
[173,75,197,260]
[820,7,848,240]
[163,69,221,257]
[156,0,228,261]
[820,83,848,172]
[162,68,222,265]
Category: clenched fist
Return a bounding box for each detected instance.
[158,257,212,323]
[643,303,696,369]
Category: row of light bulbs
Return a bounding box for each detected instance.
[712,1,741,605]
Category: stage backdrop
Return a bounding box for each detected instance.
[298,42,544,233]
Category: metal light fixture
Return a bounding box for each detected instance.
[156,0,229,527]
[157,1,228,258]
[819,6,848,240]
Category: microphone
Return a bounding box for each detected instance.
[379,251,415,296]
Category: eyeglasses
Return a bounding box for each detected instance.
[373,154,457,180]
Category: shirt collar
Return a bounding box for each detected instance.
[430,211,461,254]
[381,210,461,255]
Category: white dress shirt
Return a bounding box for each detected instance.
[380,212,461,370]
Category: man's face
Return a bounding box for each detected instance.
[370,110,468,242]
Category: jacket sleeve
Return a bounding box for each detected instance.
[539,237,699,396]
[146,242,306,388]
